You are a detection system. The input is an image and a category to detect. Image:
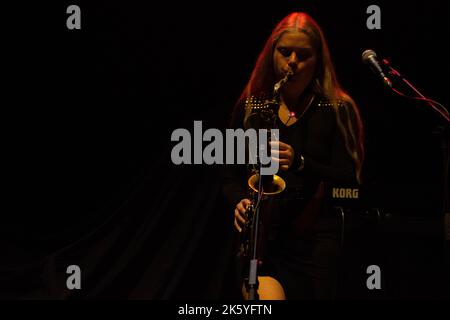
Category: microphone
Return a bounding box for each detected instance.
[362,49,392,87]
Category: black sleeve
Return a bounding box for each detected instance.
[222,103,249,207]
[302,103,359,184]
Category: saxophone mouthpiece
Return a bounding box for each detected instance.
[287,68,294,77]
[286,66,295,76]
[274,68,294,94]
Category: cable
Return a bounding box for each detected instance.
[391,88,450,122]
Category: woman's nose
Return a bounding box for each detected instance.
[287,52,298,68]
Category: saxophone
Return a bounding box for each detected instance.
[239,68,294,258]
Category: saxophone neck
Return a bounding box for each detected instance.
[273,69,294,97]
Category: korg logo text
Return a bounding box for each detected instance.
[332,188,359,199]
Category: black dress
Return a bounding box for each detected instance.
[223,94,359,299]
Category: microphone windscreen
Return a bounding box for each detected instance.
[362,49,377,64]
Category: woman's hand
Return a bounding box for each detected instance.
[270,141,294,171]
[234,198,251,232]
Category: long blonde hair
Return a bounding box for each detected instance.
[235,12,365,183]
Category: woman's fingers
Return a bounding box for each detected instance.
[234,198,252,232]
[270,141,291,151]
[270,157,290,171]
[236,202,246,214]
[272,159,289,170]
[237,199,251,213]
[271,157,290,165]
[270,149,290,157]
[270,142,293,158]
[235,208,246,224]
[269,141,294,170]
[234,218,242,233]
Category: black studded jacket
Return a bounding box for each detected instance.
[222,94,358,213]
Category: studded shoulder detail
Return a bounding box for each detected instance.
[317,99,346,108]
[244,95,347,110]
[244,93,271,110]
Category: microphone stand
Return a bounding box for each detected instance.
[246,165,263,300]
[244,69,292,300]
[245,121,275,300]
[383,59,450,262]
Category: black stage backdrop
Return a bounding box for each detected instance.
[2,0,449,299]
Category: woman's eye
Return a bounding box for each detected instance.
[298,52,311,61]
[278,48,291,57]
[278,47,313,60]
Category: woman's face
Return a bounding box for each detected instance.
[273,31,318,95]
